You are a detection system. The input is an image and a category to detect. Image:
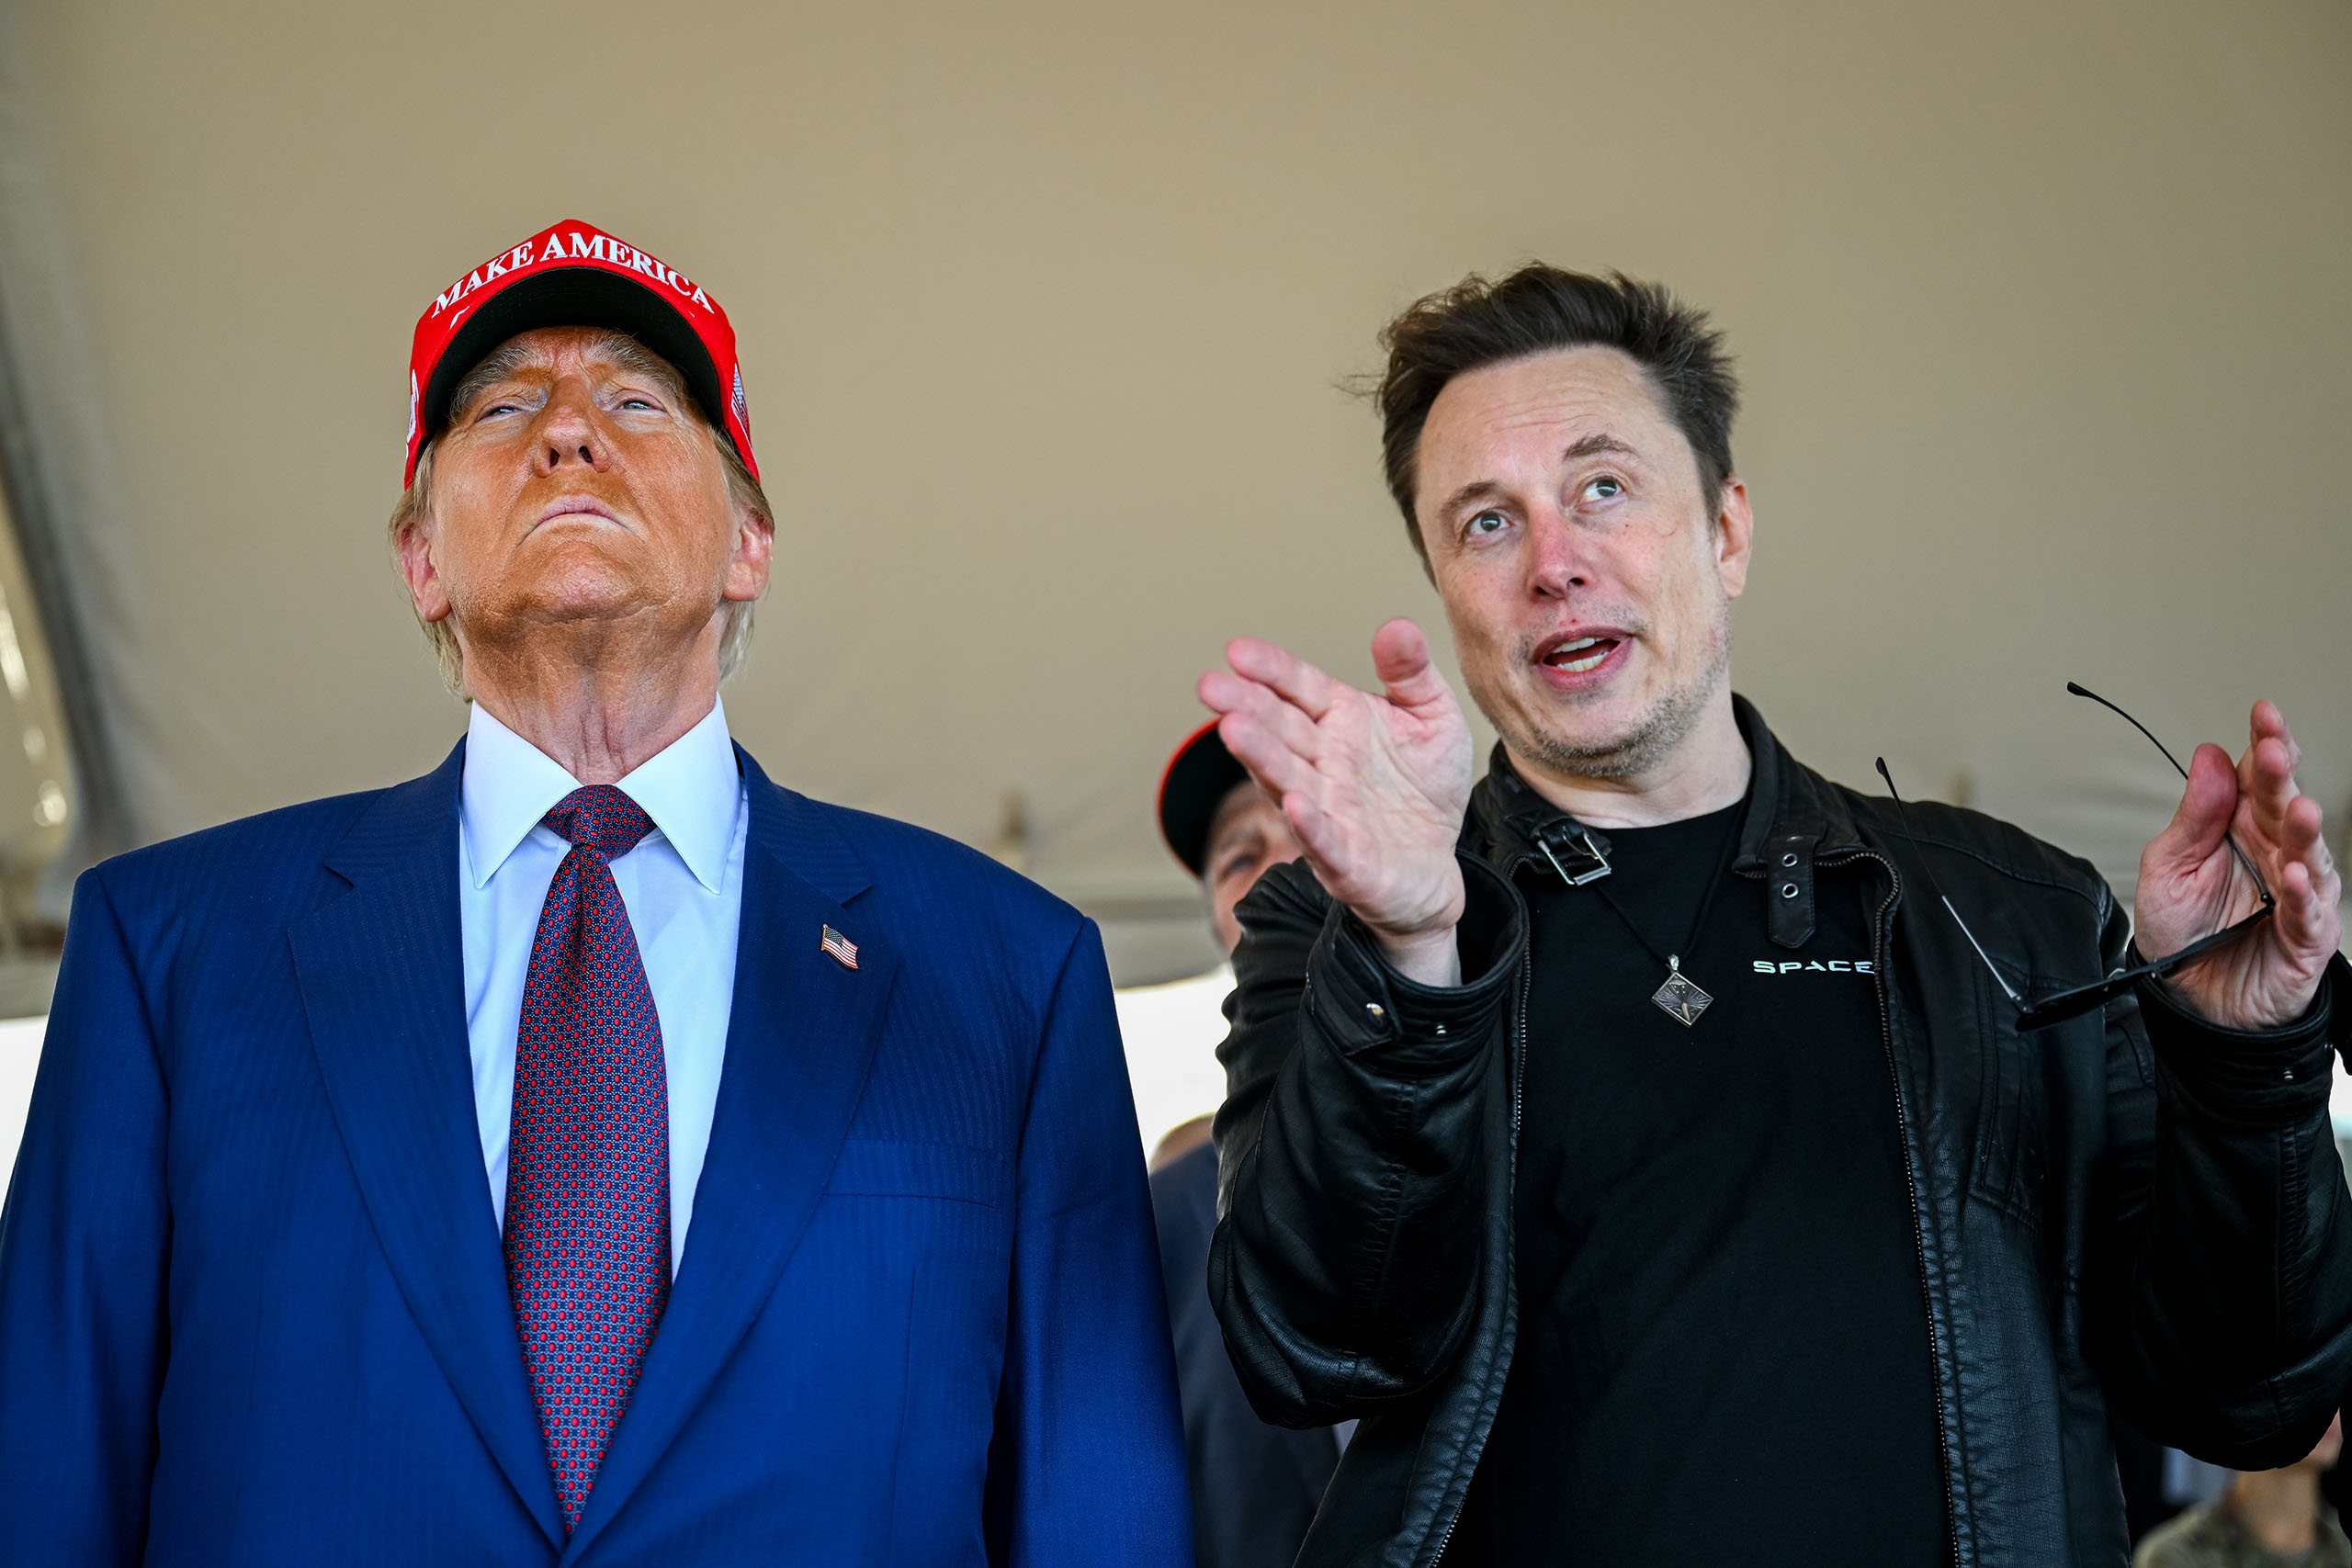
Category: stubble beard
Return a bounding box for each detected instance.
[1504,604,1733,784]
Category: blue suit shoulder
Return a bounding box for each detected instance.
[66,784,413,1011]
[763,782,1092,964]
[98,785,392,870]
[796,793,1078,916]
[86,785,398,923]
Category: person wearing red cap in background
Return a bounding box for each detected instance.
[1149,721,1343,1568]
[0,220,1190,1566]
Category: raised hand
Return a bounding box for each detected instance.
[2133,701,2342,1031]
[1198,619,1475,987]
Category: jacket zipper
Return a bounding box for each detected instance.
[1819,846,1963,1568]
[1423,940,1533,1568]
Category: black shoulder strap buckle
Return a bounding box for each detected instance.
[1535,821,1613,886]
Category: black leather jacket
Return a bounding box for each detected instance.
[1209,699,2352,1568]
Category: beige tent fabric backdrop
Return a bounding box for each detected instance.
[4,0,2347,981]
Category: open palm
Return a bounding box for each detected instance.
[1198,619,1473,985]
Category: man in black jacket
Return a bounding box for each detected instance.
[1197,266,2352,1567]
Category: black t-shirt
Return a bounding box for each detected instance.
[1474,801,1948,1564]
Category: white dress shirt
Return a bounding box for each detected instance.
[459,698,748,1273]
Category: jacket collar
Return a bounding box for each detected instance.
[1463,695,1867,951]
[1465,694,1863,867]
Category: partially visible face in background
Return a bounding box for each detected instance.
[1203,782,1303,955]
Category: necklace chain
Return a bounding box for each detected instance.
[1577,814,1740,1028]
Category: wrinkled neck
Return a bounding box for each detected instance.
[464,624,720,784]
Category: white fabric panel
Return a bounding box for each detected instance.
[0,1014,45,1197]
[1116,964,1236,1156]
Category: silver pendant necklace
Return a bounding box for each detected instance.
[1650,957,1713,1027]
[1560,819,1736,1029]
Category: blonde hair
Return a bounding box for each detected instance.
[387,331,774,696]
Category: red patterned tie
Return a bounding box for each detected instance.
[503,784,670,1530]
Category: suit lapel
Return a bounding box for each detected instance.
[563,752,898,1562]
[290,741,567,1550]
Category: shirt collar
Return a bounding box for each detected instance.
[460,697,741,893]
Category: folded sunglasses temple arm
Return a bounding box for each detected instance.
[1880,685,2279,1032]
[2013,908,2277,1030]
[2065,682,2275,905]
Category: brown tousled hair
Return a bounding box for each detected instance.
[1374,265,1739,565]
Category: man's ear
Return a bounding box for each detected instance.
[1713,477,1754,600]
[723,505,775,605]
[396,517,452,624]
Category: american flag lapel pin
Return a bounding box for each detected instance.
[820,924,859,970]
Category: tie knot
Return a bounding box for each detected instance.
[543,784,656,860]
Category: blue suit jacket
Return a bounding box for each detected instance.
[0,743,1192,1566]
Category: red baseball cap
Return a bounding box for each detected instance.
[402,219,756,487]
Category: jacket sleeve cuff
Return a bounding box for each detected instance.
[1308,854,1525,1066]
[2135,956,2341,1120]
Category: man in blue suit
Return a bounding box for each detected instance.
[0,219,1192,1565]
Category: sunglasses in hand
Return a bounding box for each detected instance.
[1876,684,2276,1032]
